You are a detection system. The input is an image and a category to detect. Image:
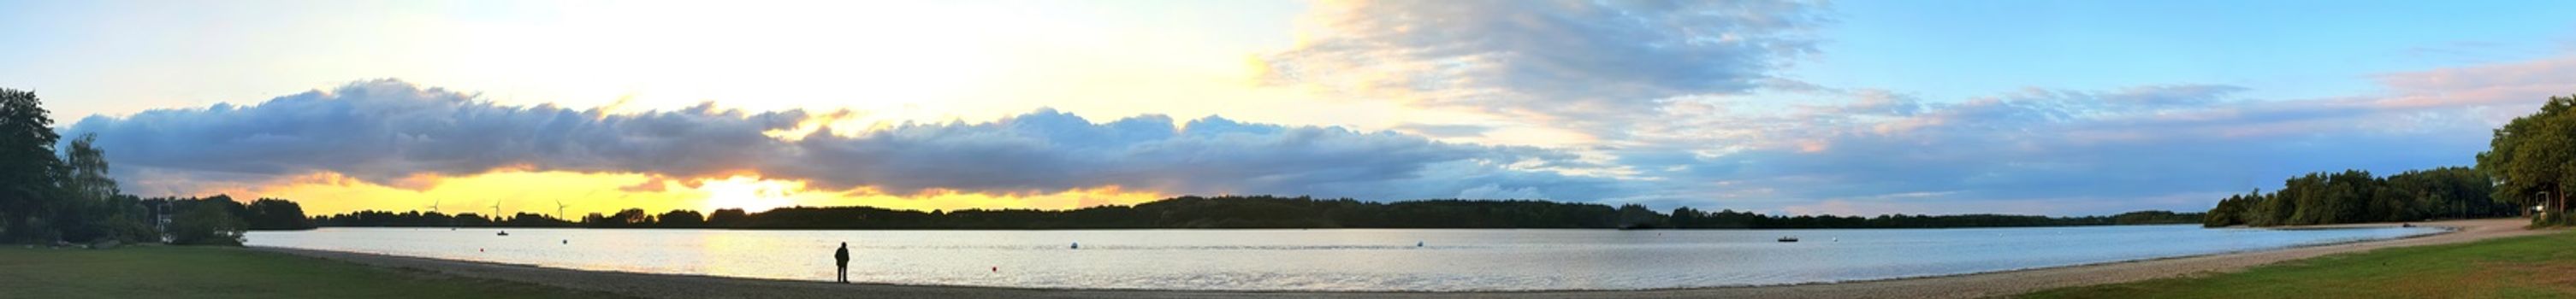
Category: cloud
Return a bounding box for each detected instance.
[1390,123,1494,138]
[1260,0,1829,135]
[1612,56,2576,214]
[63,79,1620,202]
[65,80,803,187]
[766,110,1608,199]
[2371,54,2576,112]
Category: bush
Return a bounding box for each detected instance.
[169,203,246,246]
[58,196,161,243]
[2532,212,2576,228]
[100,214,158,243]
[60,214,154,244]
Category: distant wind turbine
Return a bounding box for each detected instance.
[490,200,505,221]
[429,198,454,229]
[554,200,570,220]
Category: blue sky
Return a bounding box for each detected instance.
[9,0,2576,216]
[1802,0,2576,103]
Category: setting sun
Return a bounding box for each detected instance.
[695,176,799,213]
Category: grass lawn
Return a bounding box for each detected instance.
[0,245,622,299]
[2021,230,2576,299]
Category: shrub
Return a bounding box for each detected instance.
[169,203,246,246]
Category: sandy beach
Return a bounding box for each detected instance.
[255,219,2556,299]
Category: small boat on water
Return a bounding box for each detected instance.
[496,231,510,237]
[1777,237,1798,243]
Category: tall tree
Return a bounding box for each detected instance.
[2478,95,2576,218]
[0,88,62,243]
[62,133,114,202]
[57,133,150,242]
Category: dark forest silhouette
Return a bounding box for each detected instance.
[2202,167,2518,227]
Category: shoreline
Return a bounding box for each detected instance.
[255,218,2555,299]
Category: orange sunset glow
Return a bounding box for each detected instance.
[203,170,1164,217]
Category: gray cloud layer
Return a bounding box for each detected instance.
[64,79,1617,201]
[1262,0,1827,134]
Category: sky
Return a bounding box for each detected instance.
[8,0,2576,218]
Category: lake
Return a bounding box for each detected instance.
[246,225,2440,291]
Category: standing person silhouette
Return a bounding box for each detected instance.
[834,242,850,283]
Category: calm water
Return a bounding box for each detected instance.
[246,225,2439,291]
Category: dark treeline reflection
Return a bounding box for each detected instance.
[312,196,2200,230]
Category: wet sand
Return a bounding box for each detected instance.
[255,218,2556,299]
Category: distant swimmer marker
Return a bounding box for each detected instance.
[1070,242,1080,249]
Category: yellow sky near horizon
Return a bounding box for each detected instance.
[204,170,1167,217]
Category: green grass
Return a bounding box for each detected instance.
[0,245,622,299]
[2020,230,2576,299]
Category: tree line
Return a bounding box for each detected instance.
[2207,94,2576,227]
[2201,167,2515,227]
[314,195,2202,230]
